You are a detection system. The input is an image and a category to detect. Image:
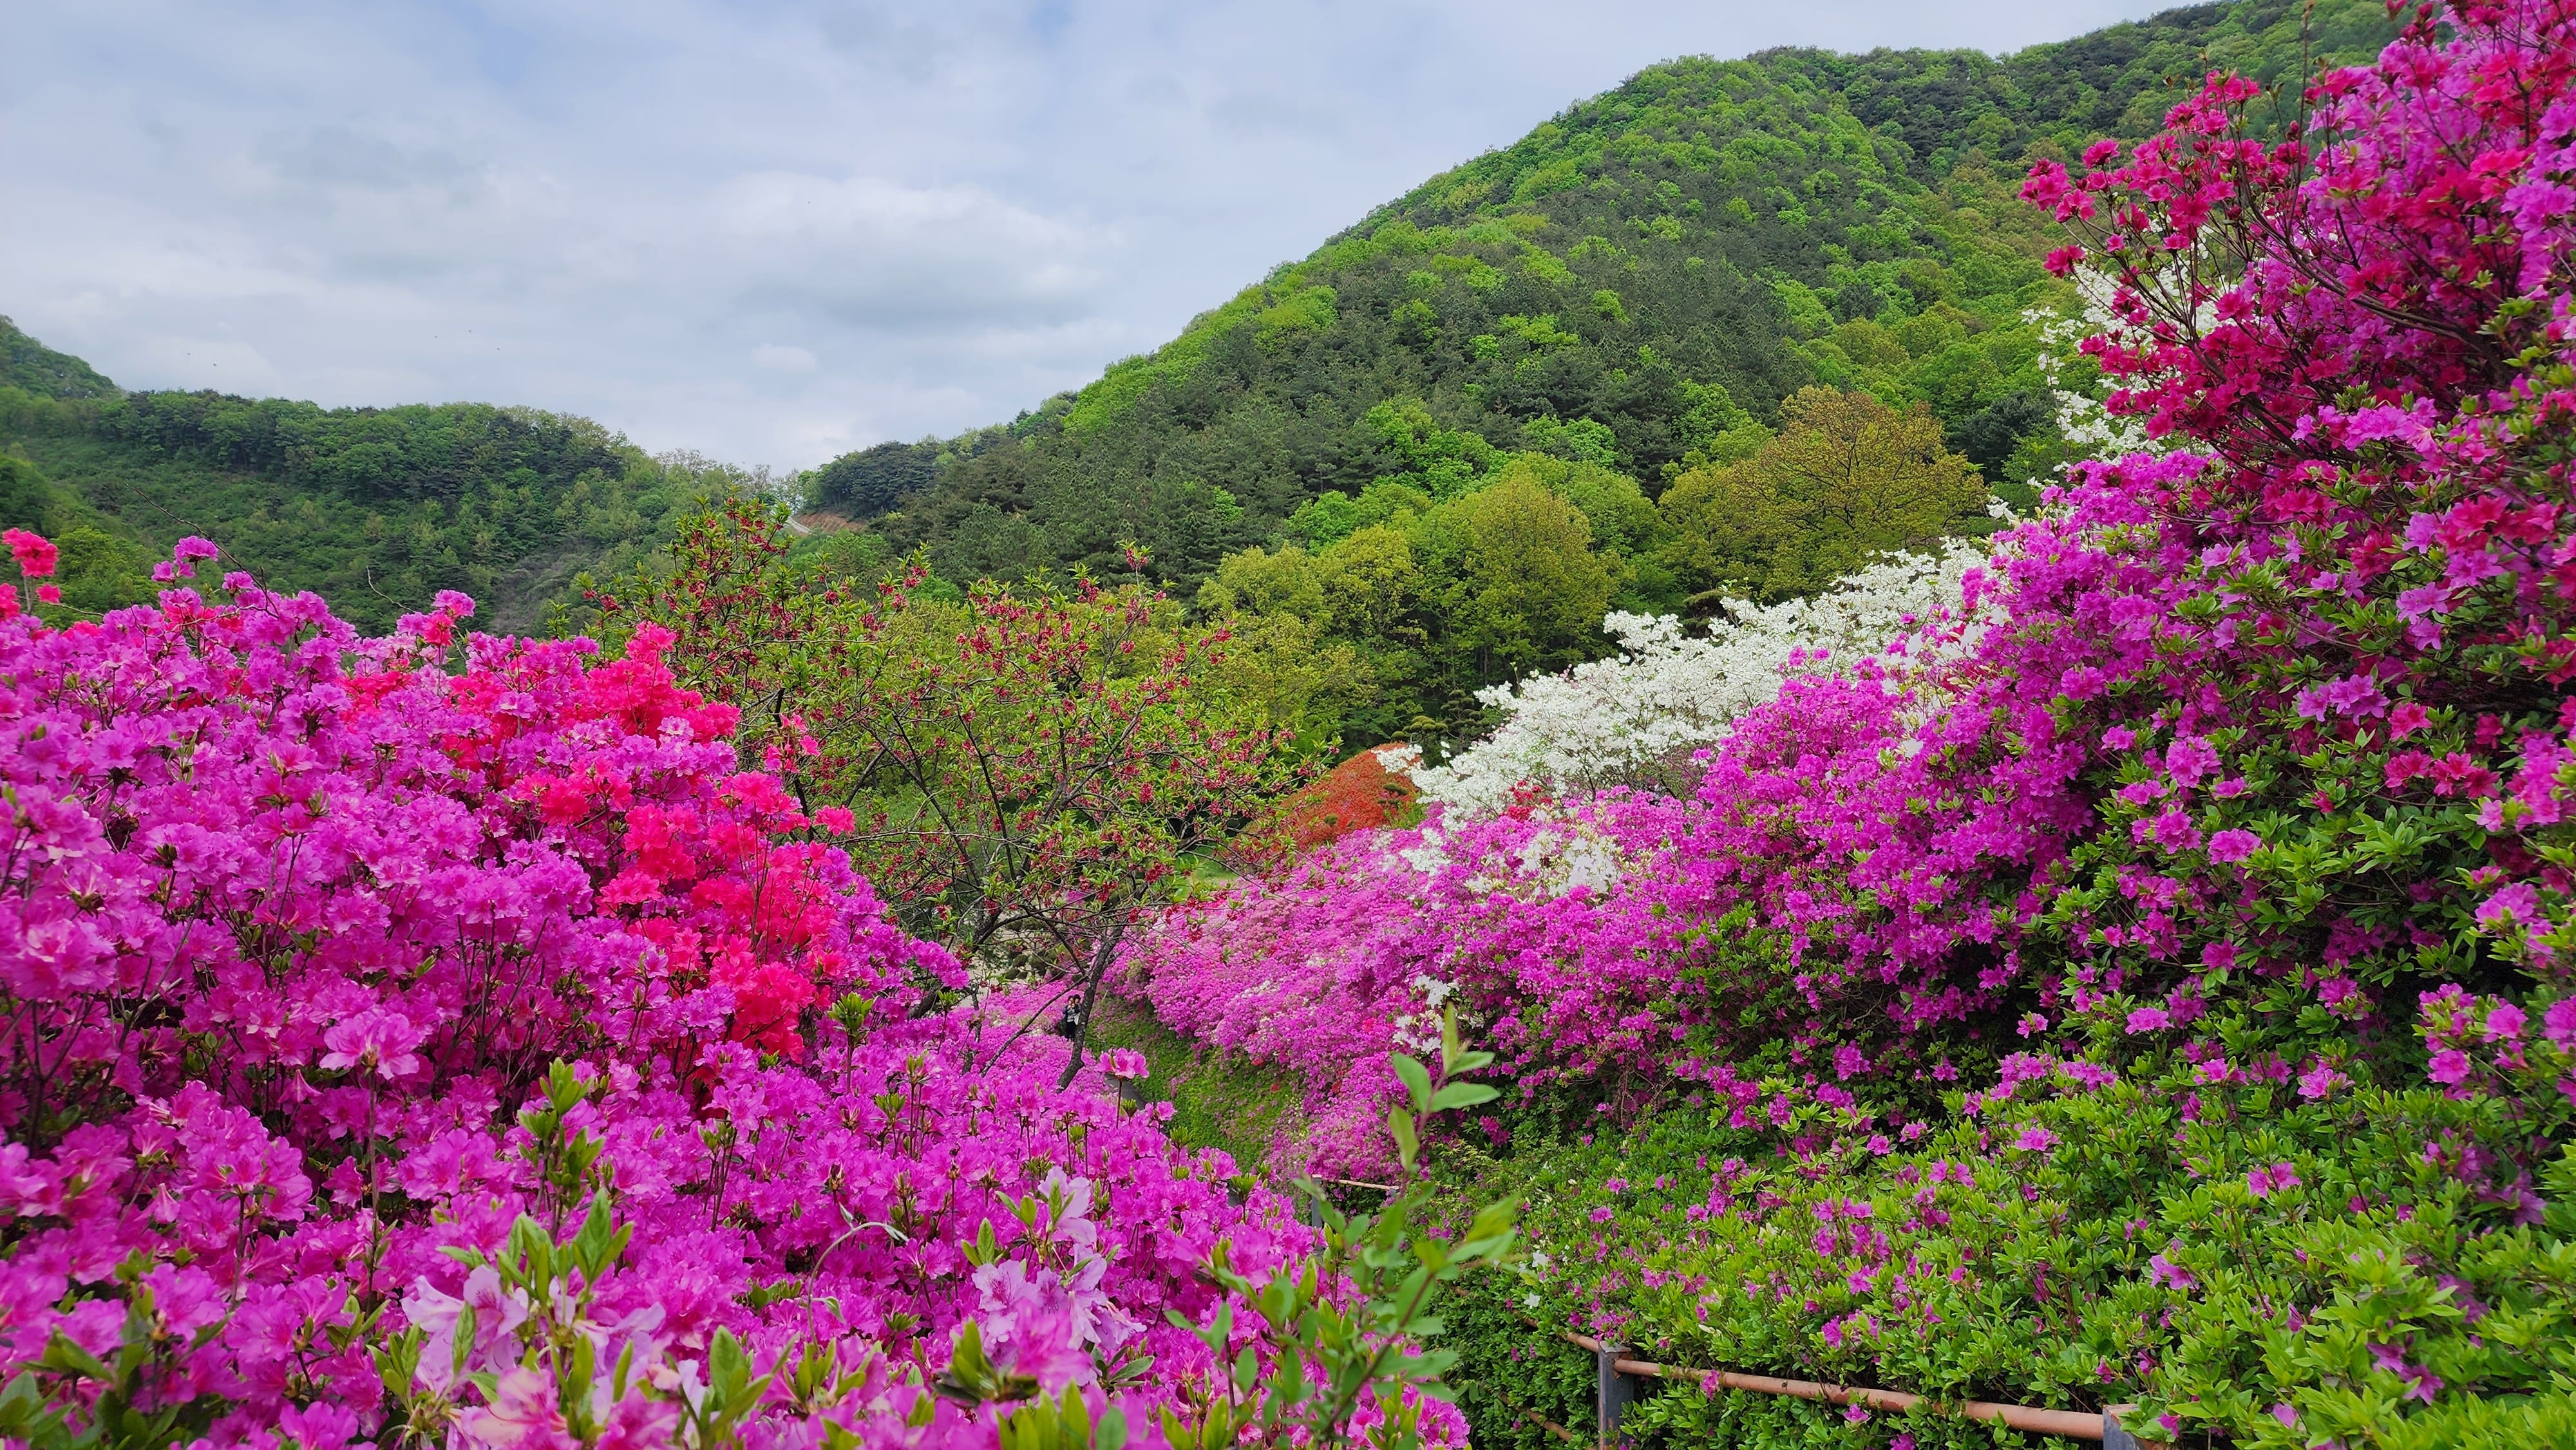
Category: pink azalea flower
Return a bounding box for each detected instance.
[2207,829,2260,863]
[319,1009,430,1081]
[4,529,58,578]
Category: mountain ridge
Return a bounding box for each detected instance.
[840,0,2394,599]
[0,319,732,633]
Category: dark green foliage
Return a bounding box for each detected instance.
[810,438,938,518]
[0,328,726,634]
[0,318,117,401]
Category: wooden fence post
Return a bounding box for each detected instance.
[1596,1342,1639,1447]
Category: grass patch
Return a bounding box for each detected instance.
[1085,994,1305,1176]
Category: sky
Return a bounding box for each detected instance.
[6,0,2183,473]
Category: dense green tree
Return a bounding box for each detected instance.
[808,438,937,516]
[1658,386,1984,604]
[1419,471,1618,684]
[1200,449,1642,747]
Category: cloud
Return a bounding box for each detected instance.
[254,124,480,193]
[754,343,820,372]
[708,171,1113,329]
[5,0,2183,470]
[1207,88,1349,142]
[818,5,950,80]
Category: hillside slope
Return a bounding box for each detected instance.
[0,319,732,634]
[840,0,2396,595]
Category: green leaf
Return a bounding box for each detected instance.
[1387,1107,1419,1170]
[452,1303,477,1379]
[1428,1082,1497,1112]
[37,1332,111,1384]
[1390,1054,1432,1115]
[1063,1382,1092,1445]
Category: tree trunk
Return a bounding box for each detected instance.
[1056,920,1128,1090]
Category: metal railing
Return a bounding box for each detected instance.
[1287,1185,2164,1448]
[1564,1331,2163,1449]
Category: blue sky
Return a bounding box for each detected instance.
[8,0,2183,469]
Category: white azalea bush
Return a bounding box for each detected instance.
[1414,536,1997,812]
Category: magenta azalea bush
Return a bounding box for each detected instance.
[0,550,1482,1449]
[1128,2,2576,1443]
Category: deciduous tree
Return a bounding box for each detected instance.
[1659,386,1986,603]
[588,498,1309,1083]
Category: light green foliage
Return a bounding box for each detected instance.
[1259,286,1341,345]
[1204,438,1658,747]
[1427,979,2575,1450]
[1518,415,1618,465]
[1492,455,1662,560]
[1414,472,1618,684]
[1162,1008,1519,1450]
[994,1382,1132,1450]
[1658,386,1985,603]
[1285,484,1437,551]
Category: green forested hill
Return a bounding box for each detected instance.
[802,0,2394,747]
[0,321,735,634]
[844,0,2392,588]
[0,0,2393,684]
[1,317,117,401]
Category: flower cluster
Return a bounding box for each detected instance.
[1260,745,1424,861]
[1410,538,1996,815]
[0,558,1382,1448]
